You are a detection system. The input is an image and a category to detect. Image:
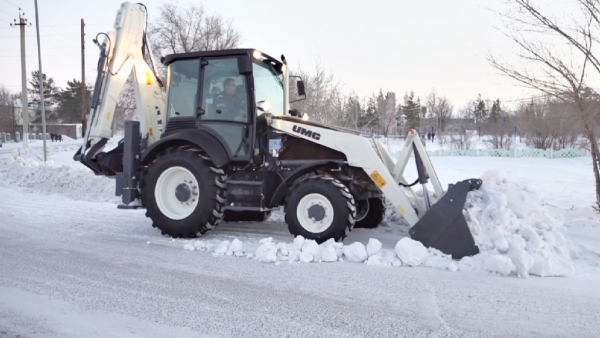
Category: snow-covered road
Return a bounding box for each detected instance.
[0,184,599,337]
[1,143,600,337]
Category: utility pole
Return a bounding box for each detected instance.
[34,0,47,161]
[81,19,87,138]
[11,9,31,149]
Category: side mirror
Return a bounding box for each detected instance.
[289,75,307,103]
[257,100,271,112]
[297,80,306,97]
[238,55,253,75]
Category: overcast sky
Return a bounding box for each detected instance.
[0,0,570,112]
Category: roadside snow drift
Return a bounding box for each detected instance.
[0,147,118,203]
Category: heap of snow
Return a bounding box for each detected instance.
[0,147,117,203]
[463,170,575,277]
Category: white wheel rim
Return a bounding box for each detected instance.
[155,166,200,220]
[296,193,334,233]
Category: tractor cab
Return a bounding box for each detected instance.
[161,49,298,165]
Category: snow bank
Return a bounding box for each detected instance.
[1,147,118,203]
[463,170,576,277]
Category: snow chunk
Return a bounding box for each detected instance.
[278,243,289,256]
[366,255,382,266]
[530,255,575,277]
[183,243,195,251]
[342,242,368,262]
[302,240,321,262]
[395,238,429,267]
[299,252,314,263]
[214,240,230,255]
[484,255,515,276]
[293,236,305,251]
[366,238,382,257]
[458,256,474,272]
[259,237,273,245]
[228,238,243,253]
[321,245,338,262]
[255,242,278,263]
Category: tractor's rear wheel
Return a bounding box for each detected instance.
[284,176,356,243]
[354,198,386,229]
[143,147,226,238]
[222,210,271,222]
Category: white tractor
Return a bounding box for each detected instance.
[75,2,482,259]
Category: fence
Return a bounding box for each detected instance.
[415,148,589,159]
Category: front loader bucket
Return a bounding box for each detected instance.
[409,179,482,259]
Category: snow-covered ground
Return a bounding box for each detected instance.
[1,138,599,337]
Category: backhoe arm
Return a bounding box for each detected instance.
[75,2,165,176]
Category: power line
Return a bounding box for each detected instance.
[0,8,14,18]
[1,0,20,9]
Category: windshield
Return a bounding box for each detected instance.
[252,60,284,116]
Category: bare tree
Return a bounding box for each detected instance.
[289,59,345,125]
[449,127,474,150]
[377,90,397,137]
[490,0,600,209]
[486,99,514,149]
[0,85,17,134]
[426,88,453,132]
[148,1,241,54]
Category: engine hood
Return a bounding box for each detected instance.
[271,115,362,135]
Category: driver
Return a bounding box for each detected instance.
[215,78,245,120]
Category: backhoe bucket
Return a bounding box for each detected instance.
[409,178,482,259]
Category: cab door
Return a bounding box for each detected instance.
[197,56,255,162]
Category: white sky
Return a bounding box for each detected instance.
[0,0,571,112]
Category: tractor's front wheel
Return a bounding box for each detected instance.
[143,147,226,238]
[284,176,356,243]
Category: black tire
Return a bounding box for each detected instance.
[222,210,271,222]
[143,147,226,238]
[284,176,356,243]
[354,198,386,229]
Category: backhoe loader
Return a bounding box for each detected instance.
[75,2,482,259]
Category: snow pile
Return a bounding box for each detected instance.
[0,147,117,202]
[462,170,575,277]
[182,170,577,278]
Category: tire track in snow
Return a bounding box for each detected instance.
[428,283,452,338]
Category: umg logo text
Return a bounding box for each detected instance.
[292,125,321,140]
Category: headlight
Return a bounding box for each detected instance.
[252,50,262,60]
[302,113,309,121]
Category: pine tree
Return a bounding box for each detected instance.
[55,79,92,123]
[27,70,59,122]
[472,94,487,123]
[490,98,502,123]
[401,91,421,130]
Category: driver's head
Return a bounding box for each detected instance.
[223,78,236,95]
